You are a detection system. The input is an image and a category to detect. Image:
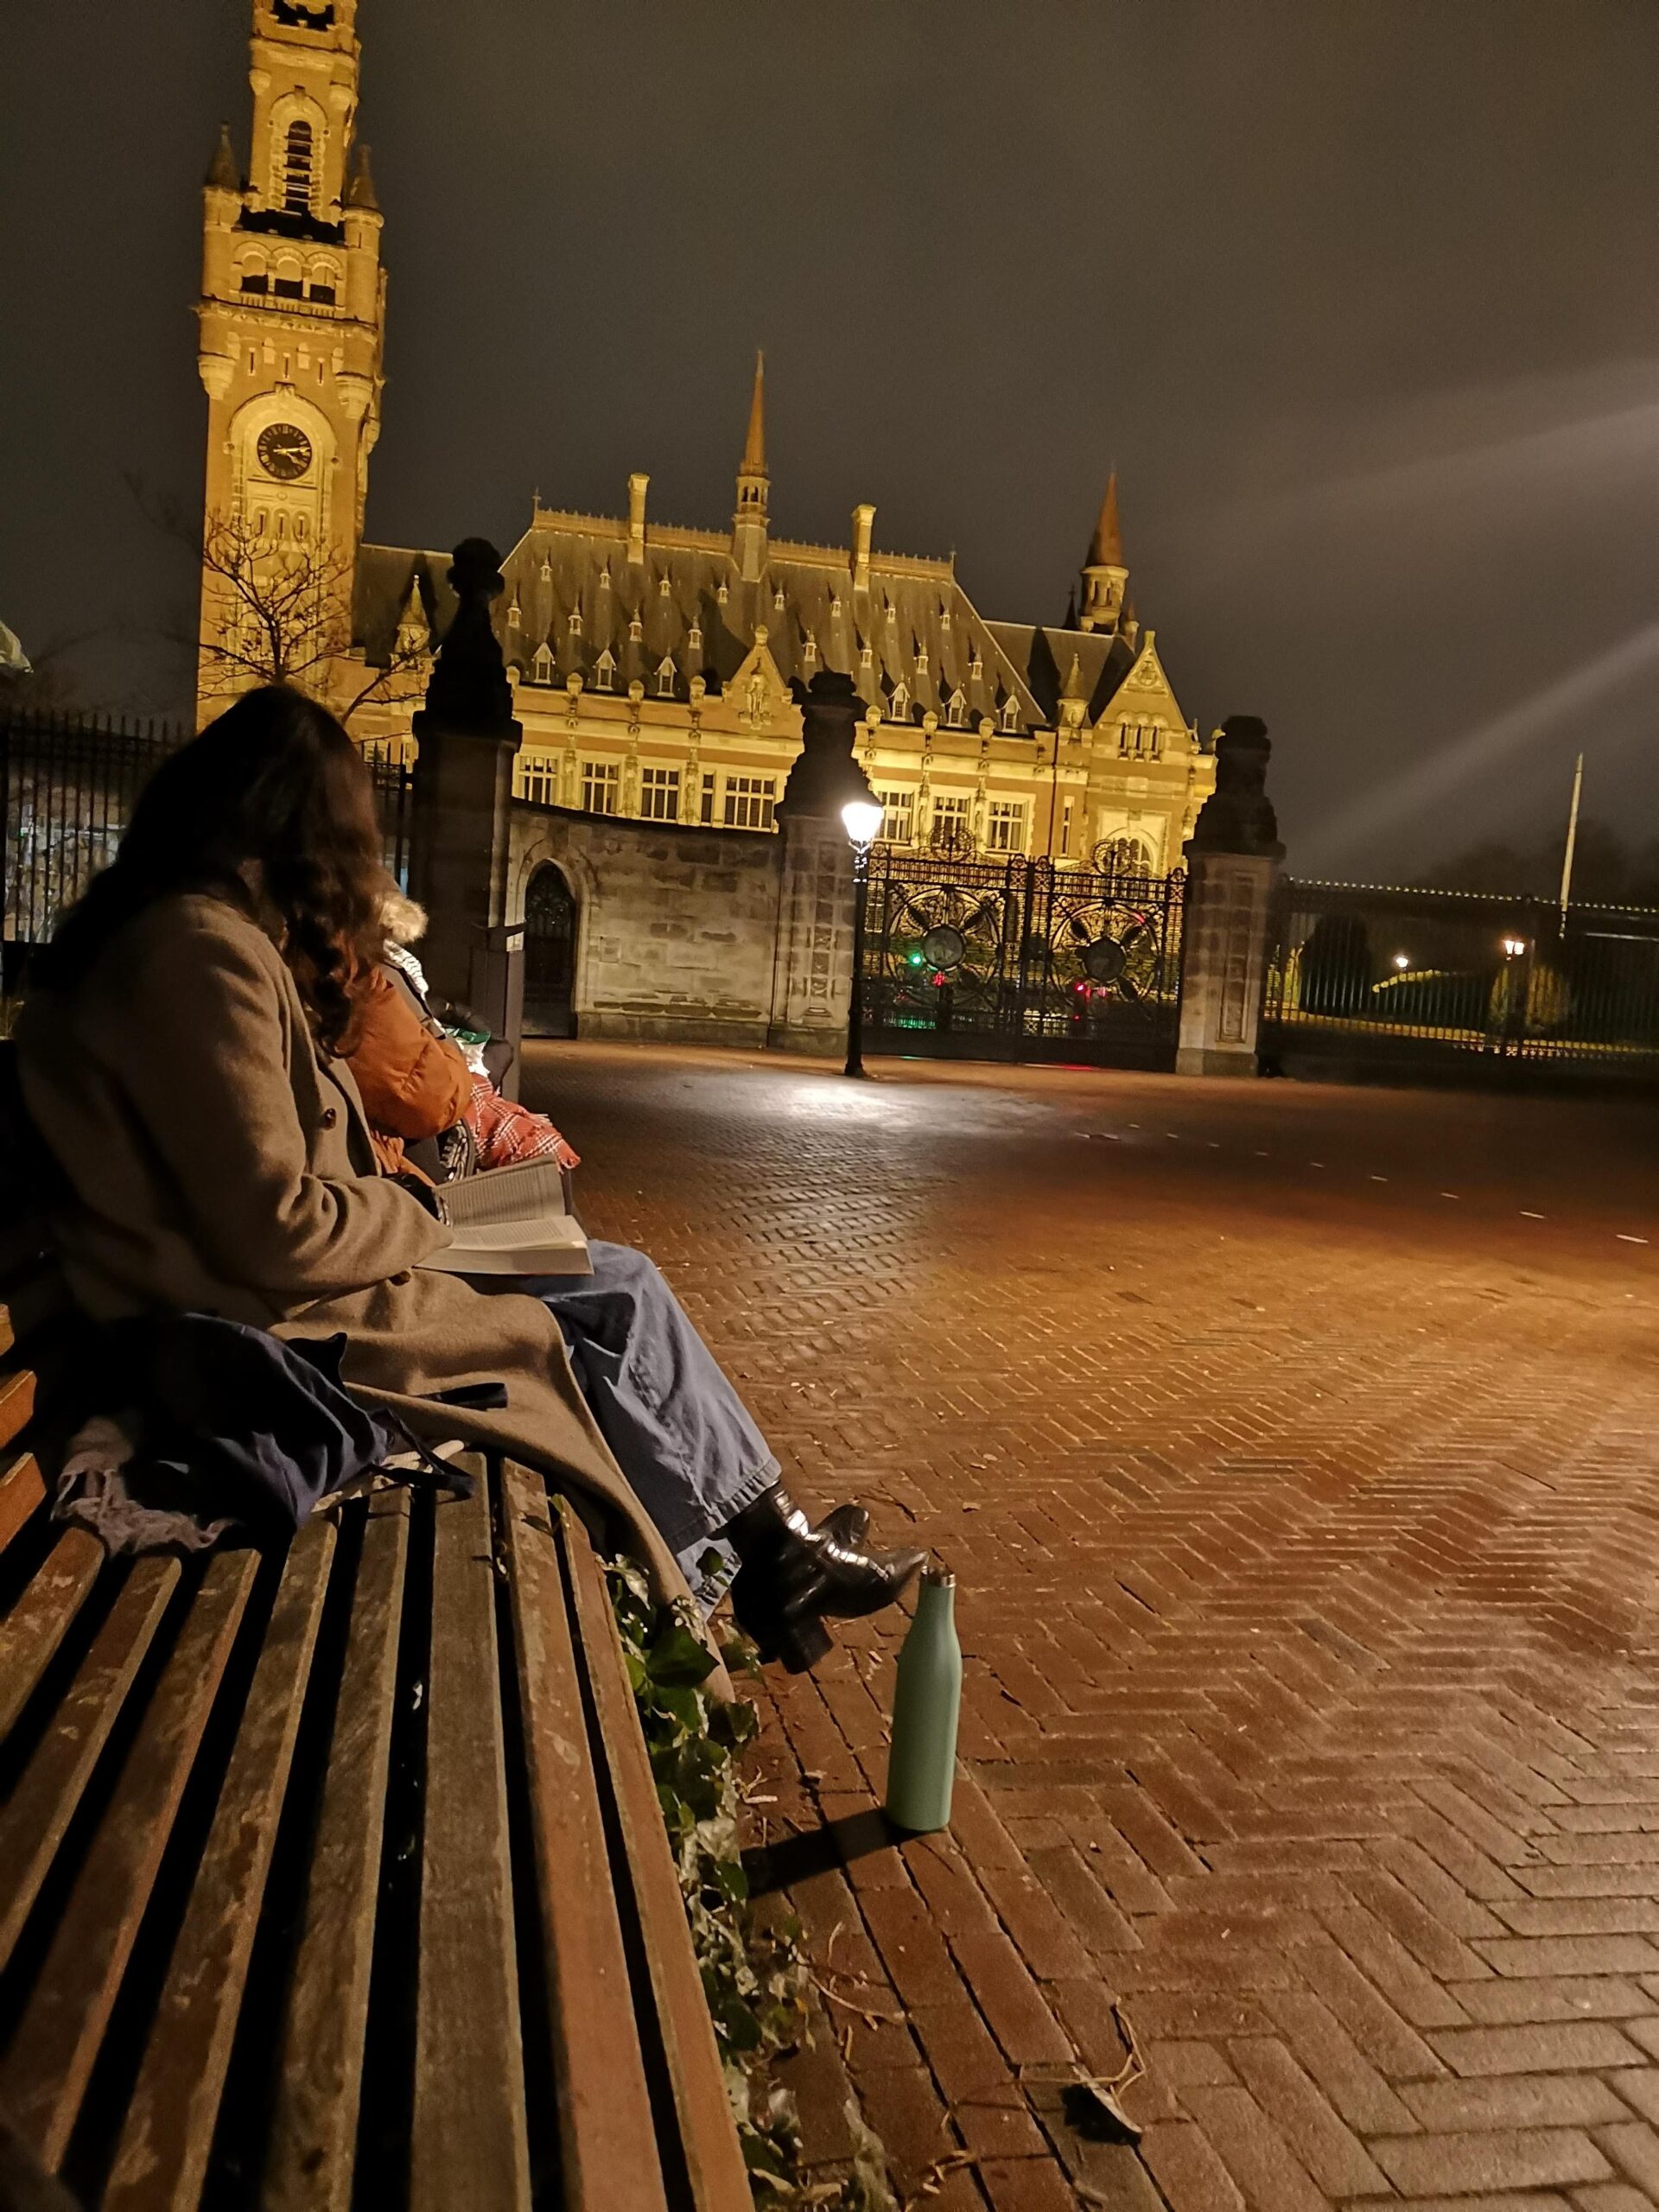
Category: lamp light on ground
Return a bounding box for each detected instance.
[842,799,882,1079]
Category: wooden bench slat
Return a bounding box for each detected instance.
[0,1452,47,1555]
[0,1527,105,1739]
[104,1519,337,2212]
[263,1490,410,2212]
[0,1549,259,2173]
[410,1465,531,2212]
[0,1555,181,1974]
[501,1466,671,2212]
[563,1523,753,2212]
[0,1371,38,1455]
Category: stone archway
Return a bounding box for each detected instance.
[523,861,578,1037]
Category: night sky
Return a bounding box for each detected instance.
[3,3,1656,876]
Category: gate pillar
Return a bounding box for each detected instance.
[1176,715,1285,1077]
[766,671,873,1056]
[408,538,526,1096]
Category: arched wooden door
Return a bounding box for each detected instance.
[522,862,577,1037]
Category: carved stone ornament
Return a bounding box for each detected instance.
[423,537,516,734]
[1187,715,1284,858]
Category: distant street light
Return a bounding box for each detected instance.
[1392,953,1410,971]
[1501,936,1528,959]
[842,799,884,1078]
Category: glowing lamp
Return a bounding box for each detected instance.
[842,798,883,848]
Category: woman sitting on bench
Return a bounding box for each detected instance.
[16,685,921,1671]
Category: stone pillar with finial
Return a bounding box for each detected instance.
[766,670,875,1055]
[1175,715,1285,1077]
[408,537,527,1096]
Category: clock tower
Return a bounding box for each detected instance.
[195,0,385,719]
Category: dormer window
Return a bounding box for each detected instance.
[688,621,703,656]
[859,639,874,668]
[568,608,584,639]
[532,644,553,683]
[773,586,786,610]
[507,598,522,628]
[1001,696,1020,732]
[915,647,929,677]
[830,594,842,620]
[658,574,672,596]
[540,558,552,582]
[656,656,676,698]
[802,631,818,667]
[592,650,616,691]
[282,119,315,216]
[969,652,982,682]
[944,690,966,728]
[598,563,612,591]
[627,613,643,643]
[889,682,909,721]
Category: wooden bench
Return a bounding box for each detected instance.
[0,1223,752,2210]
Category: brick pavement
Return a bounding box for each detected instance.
[526,1042,1659,2210]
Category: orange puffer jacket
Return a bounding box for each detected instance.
[346,968,473,1175]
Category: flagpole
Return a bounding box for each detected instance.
[1559,752,1584,928]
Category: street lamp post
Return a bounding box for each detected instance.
[842,798,883,1078]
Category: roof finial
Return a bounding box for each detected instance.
[1087,467,1124,569]
[346,140,379,212]
[741,349,766,480]
[206,120,238,192]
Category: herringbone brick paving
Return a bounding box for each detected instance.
[527,1041,1659,2209]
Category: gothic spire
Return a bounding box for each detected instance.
[1087,469,1124,569]
[741,349,766,481]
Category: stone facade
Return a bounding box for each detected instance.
[196,5,1218,874]
[508,809,790,1051]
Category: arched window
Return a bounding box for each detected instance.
[282,120,315,216]
[1098,833,1154,877]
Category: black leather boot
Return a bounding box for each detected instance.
[726,1485,925,1673]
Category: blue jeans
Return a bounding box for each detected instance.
[523,1243,779,1610]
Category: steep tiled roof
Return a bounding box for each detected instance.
[471,510,1047,731]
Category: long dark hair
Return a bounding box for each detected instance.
[38,686,387,1056]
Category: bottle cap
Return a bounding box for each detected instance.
[923,1562,955,1589]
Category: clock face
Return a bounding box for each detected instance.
[257,423,313,480]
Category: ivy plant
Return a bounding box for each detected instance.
[608,1556,895,2209]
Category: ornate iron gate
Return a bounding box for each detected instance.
[861,849,1185,1067]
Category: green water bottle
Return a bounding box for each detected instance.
[884,1565,963,1834]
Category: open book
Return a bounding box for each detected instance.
[419,1155,593,1278]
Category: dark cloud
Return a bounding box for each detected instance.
[3,0,1655,874]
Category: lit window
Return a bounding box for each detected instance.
[282,119,315,215]
[986,799,1027,854]
[875,788,914,846]
[929,795,972,851]
[639,765,682,821]
[722,775,777,831]
[581,760,620,815]
[516,758,557,805]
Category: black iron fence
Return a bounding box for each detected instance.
[1264,878,1659,1075]
[0,705,413,990]
[861,848,1185,1067]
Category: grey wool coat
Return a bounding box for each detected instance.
[16,890,703,1624]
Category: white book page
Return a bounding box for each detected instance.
[442,1157,568,1231]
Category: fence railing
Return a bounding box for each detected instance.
[0,705,413,988]
[1264,878,1659,1070]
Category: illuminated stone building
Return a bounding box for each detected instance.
[199,2,1215,869]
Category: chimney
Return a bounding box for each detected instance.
[851,503,874,595]
[626,472,648,564]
